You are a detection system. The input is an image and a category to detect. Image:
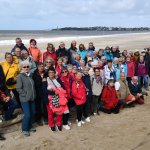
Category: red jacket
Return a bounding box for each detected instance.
[43,50,57,64]
[127,61,135,77]
[101,86,118,110]
[72,79,86,105]
[28,47,42,62]
[60,74,72,99]
[55,65,62,78]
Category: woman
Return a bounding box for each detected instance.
[55,57,63,78]
[33,62,48,126]
[60,67,74,130]
[136,55,149,90]
[42,68,68,131]
[77,44,87,60]
[82,67,92,121]
[100,79,120,114]
[126,56,135,84]
[21,50,37,74]
[43,43,57,65]
[16,61,36,137]
[91,67,103,115]
[1,52,20,107]
[72,54,82,69]
[28,39,42,64]
[104,60,116,84]
[72,71,87,127]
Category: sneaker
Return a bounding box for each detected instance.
[68,121,72,126]
[63,125,71,130]
[50,126,56,132]
[81,120,85,124]
[30,128,36,133]
[22,131,30,137]
[85,117,91,123]
[77,121,82,127]
[93,113,97,116]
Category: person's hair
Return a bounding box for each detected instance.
[79,44,86,50]
[14,47,21,52]
[67,64,73,69]
[16,37,22,41]
[107,60,112,63]
[48,67,56,74]
[107,79,115,85]
[57,57,63,61]
[82,67,90,71]
[20,60,30,69]
[61,67,68,73]
[5,52,13,59]
[47,43,54,50]
[105,46,110,50]
[132,76,138,80]
[93,67,100,72]
[44,57,54,66]
[30,39,37,45]
[37,62,44,67]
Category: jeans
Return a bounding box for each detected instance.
[76,103,86,122]
[91,95,100,114]
[4,100,17,121]
[138,75,149,89]
[21,101,35,132]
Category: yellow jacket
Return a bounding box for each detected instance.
[1,61,19,89]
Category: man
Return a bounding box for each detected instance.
[115,73,135,107]
[68,40,77,63]
[128,76,144,104]
[11,38,28,53]
[13,47,21,64]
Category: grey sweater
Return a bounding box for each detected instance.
[16,73,36,102]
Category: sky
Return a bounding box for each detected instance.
[0,0,150,30]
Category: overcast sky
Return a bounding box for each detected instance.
[0,0,150,30]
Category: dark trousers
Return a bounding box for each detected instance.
[63,113,69,125]
[91,95,99,114]
[126,77,132,85]
[76,103,87,122]
[21,101,35,131]
[4,100,17,120]
[35,95,48,123]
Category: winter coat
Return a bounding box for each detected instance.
[56,47,69,58]
[101,86,119,110]
[0,61,19,90]
[72,79,86,105]
[60,74,73,99]
[128,82,142,96]
[16,73,36,102]
[77,50,88,60]
[136,61,148,76]
[111,50,120,58]
[28,47,42,63]
[103,50,113,61]
[127,61,135,77]
[43,50,57,65]
[11,44,28,53]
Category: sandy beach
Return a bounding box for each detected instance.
[0,33,150,150]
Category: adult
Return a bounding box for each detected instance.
[16,61,36,137]
[28,39,42,64]
[68,40,78,63]
[128,76,144,104]
[43,43,57,65]
[115,73,135,107]
[103,46,113,61]
[77,44,87,60]
[91,67,103,115]
[56,42,69,59]
[1,53,20,107]
[72,71,87,127]
[111,46,120,58]
[87,42,95,56]
[20,50,37,74]
[13,47,21,64]
[32,63,48,126]
[42,68,68,131]
[11,37,28,53]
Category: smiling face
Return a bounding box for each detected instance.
[5,54,13,63]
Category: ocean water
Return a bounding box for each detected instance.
[0,30,149,46]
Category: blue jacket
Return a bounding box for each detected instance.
[103,50,113,61]
[113,64,121,81]
[77,50,87,60]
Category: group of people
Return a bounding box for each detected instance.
[0,37,150,139]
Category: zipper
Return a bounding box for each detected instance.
[28,77,34,100]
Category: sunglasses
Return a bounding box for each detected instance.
[23,66,29,68]
[62,71,68,73]
[46,61,52,63]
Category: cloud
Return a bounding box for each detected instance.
[0,0,149,29]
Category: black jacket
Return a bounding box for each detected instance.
[11,44,28,53]
[128,82,142,96]
[56,47,69,59]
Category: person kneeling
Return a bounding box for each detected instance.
[100,79,121,114]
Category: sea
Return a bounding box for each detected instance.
[0,30,149,46]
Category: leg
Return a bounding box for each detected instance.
[63,113,69,125]
[12,89,21,108]
[46,104,55,127]
[93,95,99,114]
[76,104,84,122]
[29,101,36,130]
[143,75,149,90]
[21,102,31,132]
[56,114,63,127]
